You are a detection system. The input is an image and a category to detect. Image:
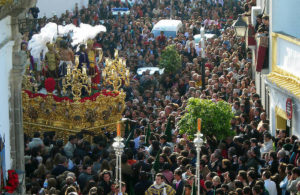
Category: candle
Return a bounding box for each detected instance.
[201,39,205,58]
[197,118,201,132]
[117,122,121,137]
[75,55,79,66]
[82,64,86,74]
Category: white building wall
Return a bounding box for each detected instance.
[0,16,13,170]
[276,37,300,78]
[272,0,300,38]
[36,0,88,18]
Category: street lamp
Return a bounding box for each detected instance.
[194,119,204,195]
[112,123,124,194]
[232,15,248,37]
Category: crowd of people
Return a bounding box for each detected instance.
[22,0,300,195]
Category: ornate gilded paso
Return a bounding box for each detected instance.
[22,49,129,142]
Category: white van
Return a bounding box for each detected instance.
[151,20,183,38]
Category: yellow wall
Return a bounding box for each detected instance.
[275,106,287,130]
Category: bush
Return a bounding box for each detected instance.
[159,44,182,74]
[178,98,235,140]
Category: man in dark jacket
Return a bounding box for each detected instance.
[51,156,68,177]
[78,165,93,191]
[173,169,184,195]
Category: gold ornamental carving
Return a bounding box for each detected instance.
[0,0,13,6]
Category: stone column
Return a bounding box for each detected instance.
[9,16,27,194]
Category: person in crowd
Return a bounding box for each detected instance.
[287,167,300,195]
[28,132,44,149]
[145,173,176,195]
[21,1,292,195]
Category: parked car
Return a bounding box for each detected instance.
[151,20,183,38]
[137,67,164,76]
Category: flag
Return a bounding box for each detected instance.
[256,36,268,72]
[128,179,135,195]
[152,149,162,173]
[145,123,151,146]
[165,117,172,142]
[125,128,134,147]
[192,178,197,195]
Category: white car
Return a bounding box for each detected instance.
[151,20,183,38]
[137,67,164,76]
[111,8,130,16]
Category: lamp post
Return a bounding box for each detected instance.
[194,118,204,195]
[232,15,248,37]
[112,123,124,194]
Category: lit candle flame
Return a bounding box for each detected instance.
[117,122,121,136]
[197,118,201,132]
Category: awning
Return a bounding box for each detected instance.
[267,71,300,99]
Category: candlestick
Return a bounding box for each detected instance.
[82,64,86,75]
[117,122,121,137]
[197,118,201,132]
[67,64,71,75]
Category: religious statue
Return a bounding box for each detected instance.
[44,42,60,78]
[58,40,74,77]
[75,44,89,70]
[86,39,100,89]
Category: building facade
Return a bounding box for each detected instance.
[265,0,300,136]
[0,0,36,193]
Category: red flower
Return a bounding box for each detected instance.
[45,78,56,93]
[4,170,19,194]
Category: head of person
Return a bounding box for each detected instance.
[174,169,182,181]
[262,170,271,180]
[69,135,77,144]
[292,167,300,179]
[101,170,111,183]
[155,173,164,185]
[79,44,86,52]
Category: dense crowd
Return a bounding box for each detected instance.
[22,0,300,195]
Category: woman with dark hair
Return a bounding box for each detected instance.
[98,170,113,195]
[150,140,161,157]
[268,151,279,175]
